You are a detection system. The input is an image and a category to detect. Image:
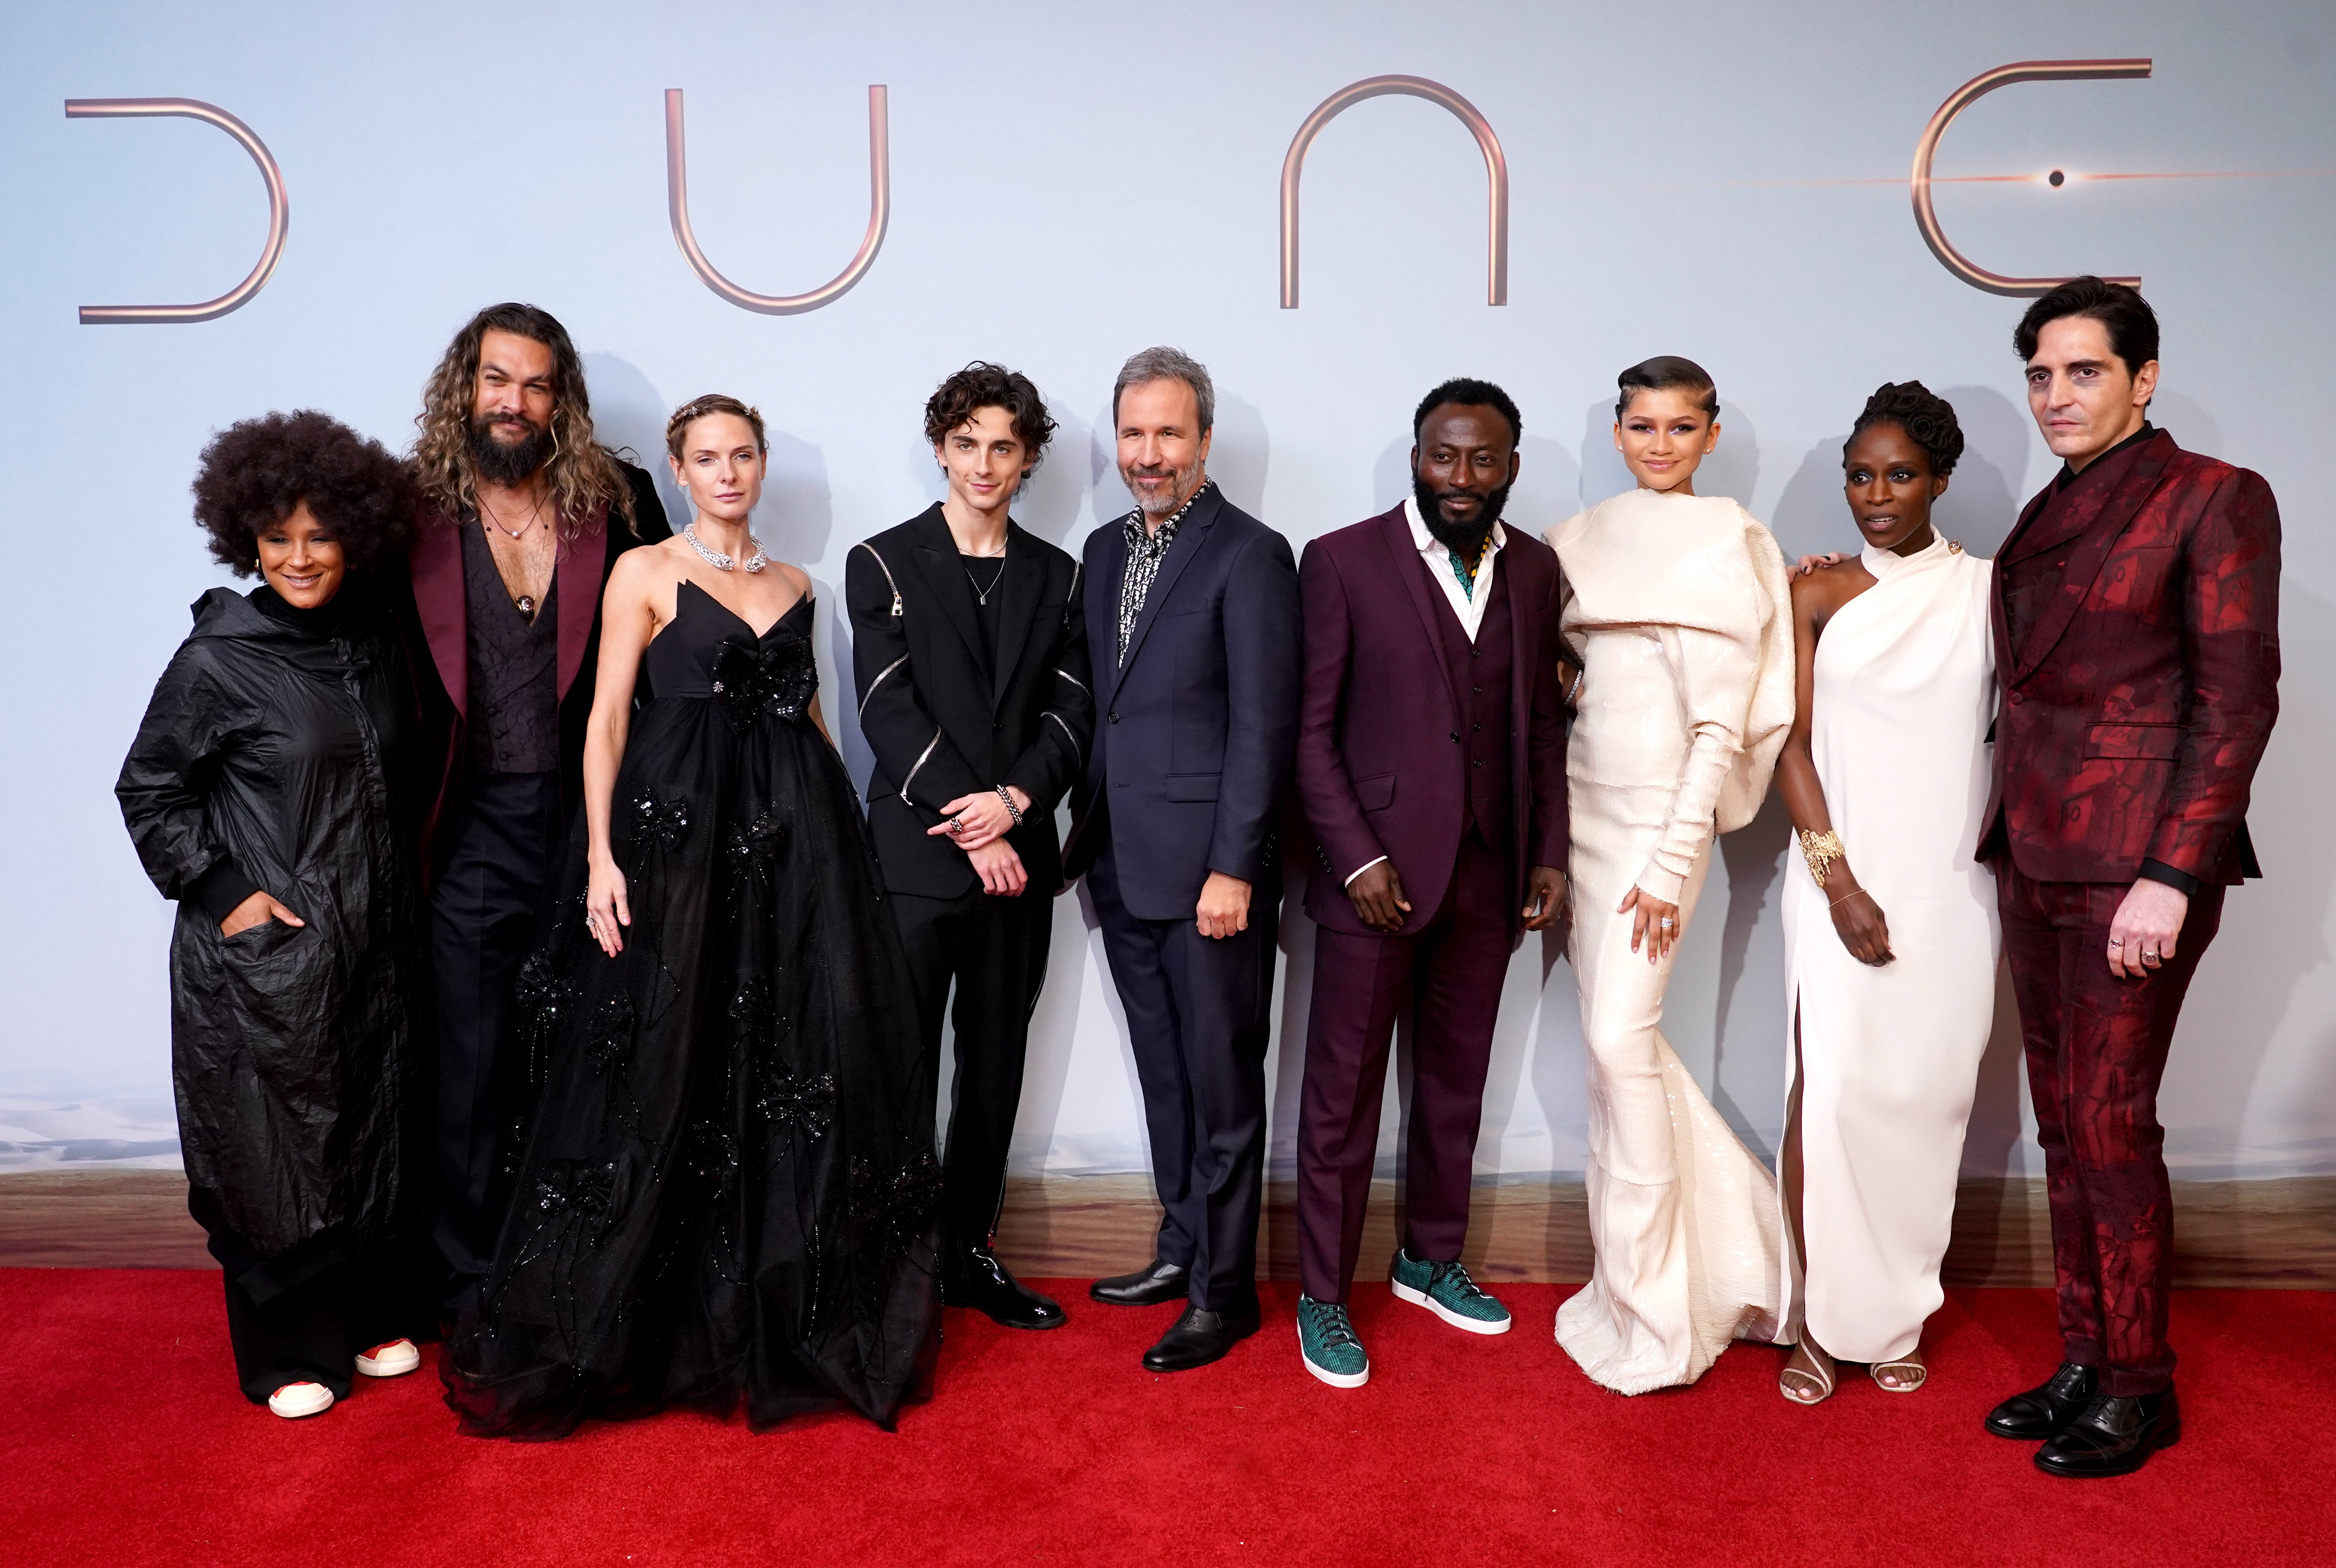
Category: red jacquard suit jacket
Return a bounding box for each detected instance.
[1980,428,2280,886]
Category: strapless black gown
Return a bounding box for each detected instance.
[445,585,940,1437]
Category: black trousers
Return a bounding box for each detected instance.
[1086,842,1276,1313]
[189,1186,401,1404]
[889,883,1054,1250]
[429,768,560,1312]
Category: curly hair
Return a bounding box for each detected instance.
[1616,355,1719,421]
[1846,381,1964,477]
[923,362,1056,462]
[192,410,416,577]
[409,301,635,541]
[665,393,768,458]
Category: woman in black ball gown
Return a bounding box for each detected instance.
[443,394,940,1437]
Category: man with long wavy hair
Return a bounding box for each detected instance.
[395,301,670,1316]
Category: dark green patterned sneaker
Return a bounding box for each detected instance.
[1296,1294,1370,1387]
[1390,1248,1511,1335]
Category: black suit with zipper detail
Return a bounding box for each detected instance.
[847,504,1094,1250]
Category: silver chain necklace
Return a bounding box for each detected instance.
[684,522,766,574]
[964,553,1008,604]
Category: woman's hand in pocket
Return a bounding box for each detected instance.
[221,890,304,938]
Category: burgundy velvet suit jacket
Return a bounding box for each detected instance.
[1981,429,2279,886]
[394,460,668,879]
[1295,505,1569,938]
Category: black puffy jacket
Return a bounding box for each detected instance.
[116,585,422,1258]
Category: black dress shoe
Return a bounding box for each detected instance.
[1985,1362,2099,1440]
[1141,1299,1261,1373]
[2035,1389,2181,1478]
[941,1246,1066,1330]
[1090,1259,1191,1307]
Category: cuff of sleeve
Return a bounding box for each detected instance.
[188,860,262,924]
[1343,855,1389,888]
[2138,858,2203,898]
[1633,862,1685,905]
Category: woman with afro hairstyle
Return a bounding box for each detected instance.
[117,410,433,1420]
[1770,382,1998,1404]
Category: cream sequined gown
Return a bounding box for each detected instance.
[1546,488,1792,1394]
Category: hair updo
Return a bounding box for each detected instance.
[1846,381,1964,477]
[665,393,768,458]
[1615,355,1718,421]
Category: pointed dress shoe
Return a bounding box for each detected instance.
[2035,1390,2181,1478]
[1090,1258,1191,1306]
[1985,1361,2099,1440]
[943,1246,1067,1330]
[1141,1299,1262,1372]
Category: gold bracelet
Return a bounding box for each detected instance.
[1798,829,1844,888]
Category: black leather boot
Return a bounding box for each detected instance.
[2034,1389,2181,1477]
[1984,1362,2098,1440]
[942,1246,1066,1330]
[1090,1258,1191,1306]
[1140,1298,1261,1372]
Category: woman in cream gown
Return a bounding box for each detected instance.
[1546,358,1793,1394]
[1772,384,1997,1402]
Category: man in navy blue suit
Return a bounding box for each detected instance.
[1063,346,1301,1372]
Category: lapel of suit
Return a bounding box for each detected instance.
[1503,533,1538,738]
[908,505,989,687]
[1381,504,1457,711]
[1110,484,1220,698]
[990,521,1045,708]
[554,504,611,701]
[2008,433,2175,684]
[409,507,470,719]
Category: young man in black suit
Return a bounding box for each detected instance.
[847,362,1095,1329]
[1063,346,1303,1372]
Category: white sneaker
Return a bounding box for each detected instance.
[268,1381,335,1419]
[355,1338,421,1377]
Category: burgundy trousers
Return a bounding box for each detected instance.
[1994,860,2225,1396]
[1296,828,1511,1303]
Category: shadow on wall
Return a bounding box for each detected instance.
[1936,384,2028,556]
[582,353,682,533]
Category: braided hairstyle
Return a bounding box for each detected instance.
[1846,381,1963,476]
[665,393,768,458]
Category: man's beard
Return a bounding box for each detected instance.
[1414,475,1509,558]
[1124,458,1201,518]
[468,413,555,487]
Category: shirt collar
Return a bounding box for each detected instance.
[1402,494,1507,559]
[1124,477,1213,543]
[2055,422,2156,492]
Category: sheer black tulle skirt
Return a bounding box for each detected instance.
[443,682,940,1438]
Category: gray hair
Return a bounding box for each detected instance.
[1112,345,1215,433]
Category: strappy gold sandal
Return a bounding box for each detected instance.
[1871,1356,1928,1393]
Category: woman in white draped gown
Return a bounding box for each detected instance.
[1546,358,1793,1394]
[1771,384,1997,1402]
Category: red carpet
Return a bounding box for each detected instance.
[6,1270,2331,1567]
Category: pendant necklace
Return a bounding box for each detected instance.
[479,493,543,541]
[964,553,1008,604]
[685,522,767,573]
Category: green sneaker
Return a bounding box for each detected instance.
[1390,1248,1511,1335]
[1296,1294,1370,1387]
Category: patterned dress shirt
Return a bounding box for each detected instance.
[1116,478,1213,666]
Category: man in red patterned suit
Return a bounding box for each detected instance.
[1978,278,2280,1477]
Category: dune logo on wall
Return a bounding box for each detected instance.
[1277,75,1508,309]
[62,98,287,325]
[1912,59,2151,296]
[664,86,891,316]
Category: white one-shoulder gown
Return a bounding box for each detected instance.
[1546,489,1792,1394]
[1780,534,1998,1364]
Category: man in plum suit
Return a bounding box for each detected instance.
[1288,379,1571,1387]
[1978,278,2280,1477]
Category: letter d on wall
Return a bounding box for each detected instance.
[64,98,288,324]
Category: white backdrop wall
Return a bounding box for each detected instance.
[2,0,2330,1182]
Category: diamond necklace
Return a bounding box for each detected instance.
[684,522,766,573]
